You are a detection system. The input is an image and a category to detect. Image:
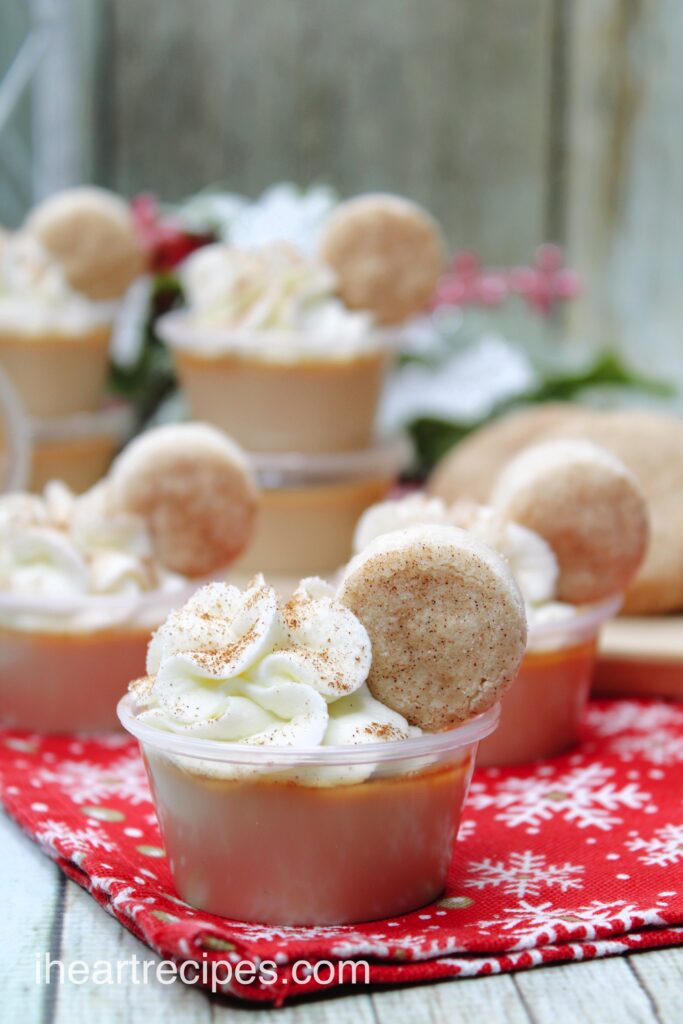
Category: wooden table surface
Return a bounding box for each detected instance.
[2,812,681,1023]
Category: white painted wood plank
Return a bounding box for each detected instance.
[372,974,531,1024]
[54,879,377,1023]
[0,811,62,1022]
[515,956,660,1024]
[52,880,213,1024]
[216,996,377,1023]
[567,0,683,388]
[628,947,683,1024]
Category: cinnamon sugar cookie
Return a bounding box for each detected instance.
[338,524,527,730]
[492,440,649,605]
[25,186,144,300]
[107,423,258,577]
[320,194,445,325]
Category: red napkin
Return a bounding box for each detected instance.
[1,698,682,1005]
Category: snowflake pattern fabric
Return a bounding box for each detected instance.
[0,698,682,1004]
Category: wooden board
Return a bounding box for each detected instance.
[596,616,683,698]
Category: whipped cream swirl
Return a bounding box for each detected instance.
[0,232,114,336]
[171,242,377,361]
[131,576,418,780]
[0,482,185,632]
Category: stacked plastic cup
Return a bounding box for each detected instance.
[158,312,410,580]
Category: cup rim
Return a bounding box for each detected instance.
[30,402,135,443]
[0,304,117,338]
[250,435,412,486]
[117,692,500,766]
[0,578,198,623]
[526,593,622,650]
[0,366,31,493]
[157,308,401,358]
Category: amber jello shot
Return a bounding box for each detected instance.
[356,442,650,769]
[121,527,525,924]
[157,239,392,454]
[119,695,496,926]
[0,188,145,416]
[162,197,445,455]
[477,596,621,766]
[0,588,192,732]
[235,439,409,578]
[0,422,258,732]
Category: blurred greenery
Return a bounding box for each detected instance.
[409,351,675,474]
[107,274,181,426]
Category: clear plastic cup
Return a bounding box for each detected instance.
[28,404,133,494]
[118,695,499,925]
[477,596,622,766]
[0,366,31,493]
[235,438,411,577]
[158,311,393,454]
[0,584,196,733]
[0,323,113,417]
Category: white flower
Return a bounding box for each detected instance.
[228,183,338,255]
[379,334,537,433]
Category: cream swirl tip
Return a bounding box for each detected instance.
[133,575,414,751]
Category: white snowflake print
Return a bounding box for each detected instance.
[464,851,584,898]
[218,920,460,962]
[35,818,115,858]
[439,938,629,976]
[103,754,151,805]
[479,899,668,951]
[226,920,352,944]
[586,702,683,738]
[456,818,476,842]
[78,733,131,750]
[626,824,683,867]
[469,763,651,831]
[89,874,156,919]
[609,730,683,766]
[37,753,151,806]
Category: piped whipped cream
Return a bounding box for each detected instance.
[0,481,186,632]
[130,576,419,782]
[172,242,378,361]
[0,232,115,336]
[353,494,578,639]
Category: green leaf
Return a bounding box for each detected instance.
[106,278,184,426]
[408,350,674,474]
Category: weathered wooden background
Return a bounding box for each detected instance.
[1,0,682,378]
